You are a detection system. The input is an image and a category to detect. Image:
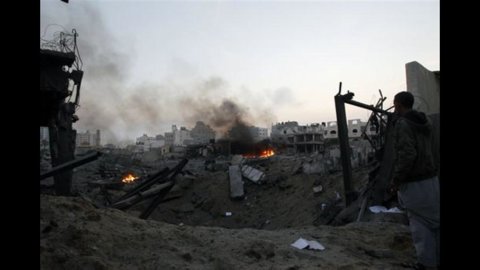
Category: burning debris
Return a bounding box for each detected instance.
[243,149,275,159]
[121,172,139,184]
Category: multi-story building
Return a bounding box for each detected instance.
[324,121,338,139]
[248,126,268,142]
[190,121,216,145]
[136,134,165,151]
[174,126,193,146]
[165,125,193,146]
[324,119,378,139]
[76,130,101,147]
[271,122,324,154]
[164,132,174,146]
[271,121,298,141]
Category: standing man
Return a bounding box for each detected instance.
[390,91,440,270]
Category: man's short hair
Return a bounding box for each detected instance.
[394,91,414,109]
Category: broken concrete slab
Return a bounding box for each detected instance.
[229,165,244,199]
[241,165,265,184]
[231,155,244,165]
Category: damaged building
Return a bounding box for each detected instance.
[271,122,324,154]
[76,129,101,147]
[323,119,378,140]
[271,120,376,154]
[190,121,216,145]
[135,134,165,151]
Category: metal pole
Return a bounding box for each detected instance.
[344,99,392,115]
[40,151,102,181]
[334,83,354,207]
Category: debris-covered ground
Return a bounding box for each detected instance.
[41,194,415,270]
[125,156,373,230]
[40,151,417,269]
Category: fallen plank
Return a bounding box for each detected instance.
[111,181,174,210]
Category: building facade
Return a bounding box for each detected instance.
[190,121,216,145]
[75,130,101,147]
[136,134,165,151]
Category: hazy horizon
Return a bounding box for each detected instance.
[41,0,439,144]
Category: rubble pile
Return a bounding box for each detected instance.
[51,151,375,229]
[41,149,416,269]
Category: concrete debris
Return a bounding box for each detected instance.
[231,154,245,165]
[241,165,265,183]
[312,185,323,193]
[229,165,244,199]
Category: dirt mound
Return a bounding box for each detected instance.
[41,194,415,270]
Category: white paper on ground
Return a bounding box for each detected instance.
[369,205,404,214]
[291,238,309,249]
[385,207,404,213]
[307,240,325,250]
[291,238,325,251]
[369,205,388,213]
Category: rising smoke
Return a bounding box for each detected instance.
[181,97,255,142]
[41,1,277,145]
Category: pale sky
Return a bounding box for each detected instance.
[40,0,439,144]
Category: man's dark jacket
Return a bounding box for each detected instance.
[393,110,437,185]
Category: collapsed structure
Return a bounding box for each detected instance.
[40,29,89,195]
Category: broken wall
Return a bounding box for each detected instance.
[406,61,440,115]
[406,61,440,177]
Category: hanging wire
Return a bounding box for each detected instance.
[41,26,84,108]
[40,24,67,41]
[72,29,83,70]
[40,27,83,71]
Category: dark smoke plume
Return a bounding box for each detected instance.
[41,2,278,145]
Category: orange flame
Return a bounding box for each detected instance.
[122,173,139,184]
[243,149,275,159]
[260,149,275,158]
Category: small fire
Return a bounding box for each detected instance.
[260,149,275,158]
[243,149,275,159]
[122,173,139,184]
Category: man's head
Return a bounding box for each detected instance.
[393,91,414,115]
